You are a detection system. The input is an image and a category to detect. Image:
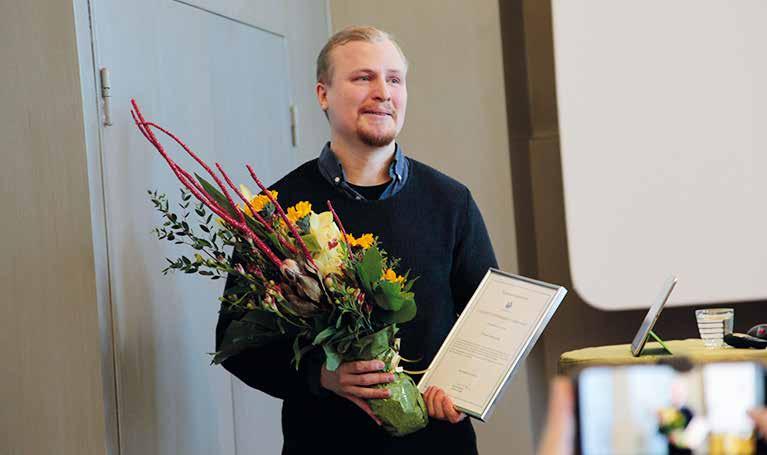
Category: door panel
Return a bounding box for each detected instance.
[92,1,327,453]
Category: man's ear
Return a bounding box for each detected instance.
[316,82,329,112]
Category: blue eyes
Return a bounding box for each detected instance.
[354,76,401,84]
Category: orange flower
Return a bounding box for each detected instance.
[382,268,405,284]
[287,201,312,223]
[346,233,374,249]
[239,184,277,217]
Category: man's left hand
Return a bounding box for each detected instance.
[423,385,466,424]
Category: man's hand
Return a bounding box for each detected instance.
[320,360,394,425]
[423,385,466,424]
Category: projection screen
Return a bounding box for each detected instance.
[551,0,767,310]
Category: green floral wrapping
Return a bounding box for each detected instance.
[341,327,429,436]
[369,371,428,436]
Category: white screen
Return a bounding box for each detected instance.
[551,1,767,309]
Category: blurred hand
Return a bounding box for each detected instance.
[748,407,767,438]
[320,360,394,425]
[537,377,575,455]
[423,385,466,424]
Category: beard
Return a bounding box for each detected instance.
[356,117,397,147]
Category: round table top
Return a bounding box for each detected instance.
[558,338,767,375]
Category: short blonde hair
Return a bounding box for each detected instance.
[316,26,408,85]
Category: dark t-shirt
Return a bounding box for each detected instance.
[347,180,391,200]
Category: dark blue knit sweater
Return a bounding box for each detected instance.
[216,157,497,454]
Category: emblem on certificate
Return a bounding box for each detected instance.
[417,269,567,421]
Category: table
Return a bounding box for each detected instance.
[559,339,767,375]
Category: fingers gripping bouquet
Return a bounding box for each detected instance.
[131,100,428,436]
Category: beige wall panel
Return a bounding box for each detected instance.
[0,1,106,454]
[329,2,530,453]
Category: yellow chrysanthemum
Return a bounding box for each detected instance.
[239,184,278,217]
[287,201,312,223]
[382,268,405,284]
[345,233,374,249]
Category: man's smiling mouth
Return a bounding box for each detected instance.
[362,109,392,117]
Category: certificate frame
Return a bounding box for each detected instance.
[417,268,567,421]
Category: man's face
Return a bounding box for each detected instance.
[317,39,408,148]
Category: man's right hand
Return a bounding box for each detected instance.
[320,360,394,425]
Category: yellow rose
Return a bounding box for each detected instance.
[308,211,343,276]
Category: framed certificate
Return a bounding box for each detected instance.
[417,269,567,421]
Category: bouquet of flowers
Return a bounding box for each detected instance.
[130,100,428,436]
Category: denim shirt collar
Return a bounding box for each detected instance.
[317,142,409,200]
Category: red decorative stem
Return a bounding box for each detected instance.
[326,200,350,261]
[131,109,215,209]
[215,163,298,255]
[326,201,349,240]
[130,99,283,268]
[143,121,246,226]
[246,165,319,271]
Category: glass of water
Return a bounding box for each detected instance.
[695,308,734,349]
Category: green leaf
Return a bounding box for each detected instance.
[374,280,405,311]
[292,337,314,370]
[357,246,384,292]
[313,326,336,346]
[212,310,288,365]
[403,276,418,293]
[347,325,396,359]
[378,299,417,325]
[296,216,310,233]
[196,174,238,218]
[323,344,342,371]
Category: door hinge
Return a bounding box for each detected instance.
[100,68,113,126]
[289,104,298,147]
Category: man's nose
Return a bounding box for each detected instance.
[371,78,391,102]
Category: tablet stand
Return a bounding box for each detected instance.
[643,330,673,355]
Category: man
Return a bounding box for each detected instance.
[216,26,497,454]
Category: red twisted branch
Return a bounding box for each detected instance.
[130,99,282,268]
[246,165,319,271]
[326,200,351,262]
[326,201,349,240]
[215,163,298,255]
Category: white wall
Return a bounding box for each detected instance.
[329,2,532,453]
[0,1,107,453]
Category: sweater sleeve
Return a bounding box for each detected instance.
[449,189,499,315]
[215,251,326,400]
